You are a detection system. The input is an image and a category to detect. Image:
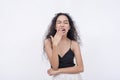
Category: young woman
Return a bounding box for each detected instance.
[44,13,84,80]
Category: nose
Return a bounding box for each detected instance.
[60,22,64,27]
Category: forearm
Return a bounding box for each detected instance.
[51,45,59,70]
[58,66,84,74]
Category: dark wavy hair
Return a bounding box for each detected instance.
[45,12,80,42]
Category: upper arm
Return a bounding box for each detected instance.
[44,39,52,64]
[72,41,84,68]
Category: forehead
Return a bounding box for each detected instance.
[57,15,68,21]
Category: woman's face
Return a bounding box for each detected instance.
[55,15,70,35]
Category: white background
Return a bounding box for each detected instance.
[0,0,120,80]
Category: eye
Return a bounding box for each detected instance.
[64,21,69,24]
[64,22,68,24]
[56,20,61,24]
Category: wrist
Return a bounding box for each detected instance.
[58,69,61,74]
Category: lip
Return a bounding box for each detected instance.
[62,29,65,31]
[62,29,66,33]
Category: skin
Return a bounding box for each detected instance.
[44,15,84,76]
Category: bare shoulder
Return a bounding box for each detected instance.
[44,38,52,49]
[44,38,51,45]
[71,40,80,51]
[71,40,79,47]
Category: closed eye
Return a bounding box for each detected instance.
[64,22,69,24]
[56,20,61,24]
[64,20,69,24]
[56,20,69,24]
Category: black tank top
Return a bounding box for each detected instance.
[58,40,75,68]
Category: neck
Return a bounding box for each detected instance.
[58,35,70,46]
[61,35,68,41]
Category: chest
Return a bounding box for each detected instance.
[58,44,71,57]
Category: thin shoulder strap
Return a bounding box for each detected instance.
[70,40,72,49]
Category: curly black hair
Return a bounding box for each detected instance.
[45,12,80,42]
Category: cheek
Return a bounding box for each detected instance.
[55,24,59,30]
[66,26,70,30]
[65,27,70,33]
[56,24,62,30]
[55,26,59,30]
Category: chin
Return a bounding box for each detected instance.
[62,33,67,36]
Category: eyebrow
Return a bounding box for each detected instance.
[64,20,69,22]
[56,20,69,22]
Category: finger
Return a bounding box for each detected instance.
[58,28,62,31]
[49,74,52,76]
[47,70,52,76]
[57,28,62,33]
[50,35,53,40]
[57,28,62,32]
[58,29,63,34]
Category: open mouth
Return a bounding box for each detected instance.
[62,29,66,32]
